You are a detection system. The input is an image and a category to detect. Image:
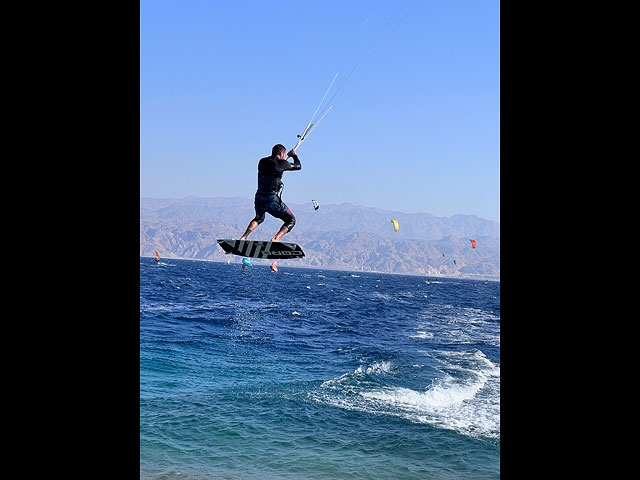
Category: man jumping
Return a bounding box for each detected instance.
[239,144,301,242]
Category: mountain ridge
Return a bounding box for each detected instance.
[140,196,500,279]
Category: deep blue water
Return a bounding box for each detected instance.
[140,258,500,479]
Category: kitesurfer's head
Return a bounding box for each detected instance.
[272,144,287,158]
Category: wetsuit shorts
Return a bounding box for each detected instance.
[253,193,296,231]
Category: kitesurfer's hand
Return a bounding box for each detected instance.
[287,149,296,158]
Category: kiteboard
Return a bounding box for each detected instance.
[217,239,305,259]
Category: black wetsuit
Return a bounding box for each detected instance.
[252,153,301,231]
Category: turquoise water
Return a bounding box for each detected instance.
[140,258,500,479]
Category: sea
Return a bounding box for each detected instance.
[140,257,500,479]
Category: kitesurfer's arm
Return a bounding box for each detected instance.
[287,149,301,171]
[275,150,301,172]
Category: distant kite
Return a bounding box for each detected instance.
[312,200,319,211]
[391,220,399,232]
[469,238,476,249]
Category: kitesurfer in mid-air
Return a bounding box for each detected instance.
[239,144,301,242]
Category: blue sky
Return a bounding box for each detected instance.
[140,0,500,221]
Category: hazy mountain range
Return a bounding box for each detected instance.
[140,196,500,279]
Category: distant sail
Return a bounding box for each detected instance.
[390,219,399,232]
[271,260,278,272]
[312,200,319,211]
[155,251,160,262]
[469,238,476,249]
[242,258,253,267]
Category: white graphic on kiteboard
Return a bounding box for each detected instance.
[217,239,305,259]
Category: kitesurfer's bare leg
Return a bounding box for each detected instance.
[271,225,289,242]
[240,220,259,241]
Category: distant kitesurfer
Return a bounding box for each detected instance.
[239,144,301,242]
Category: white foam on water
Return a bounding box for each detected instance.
[320,360,393,388]
[360,360,393,375]
[410,331,434,339]
[140,303,185,313]
[362,380,482,410]
[315,350,500,439]
[373,292,392,301]
[374,350,499,438]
